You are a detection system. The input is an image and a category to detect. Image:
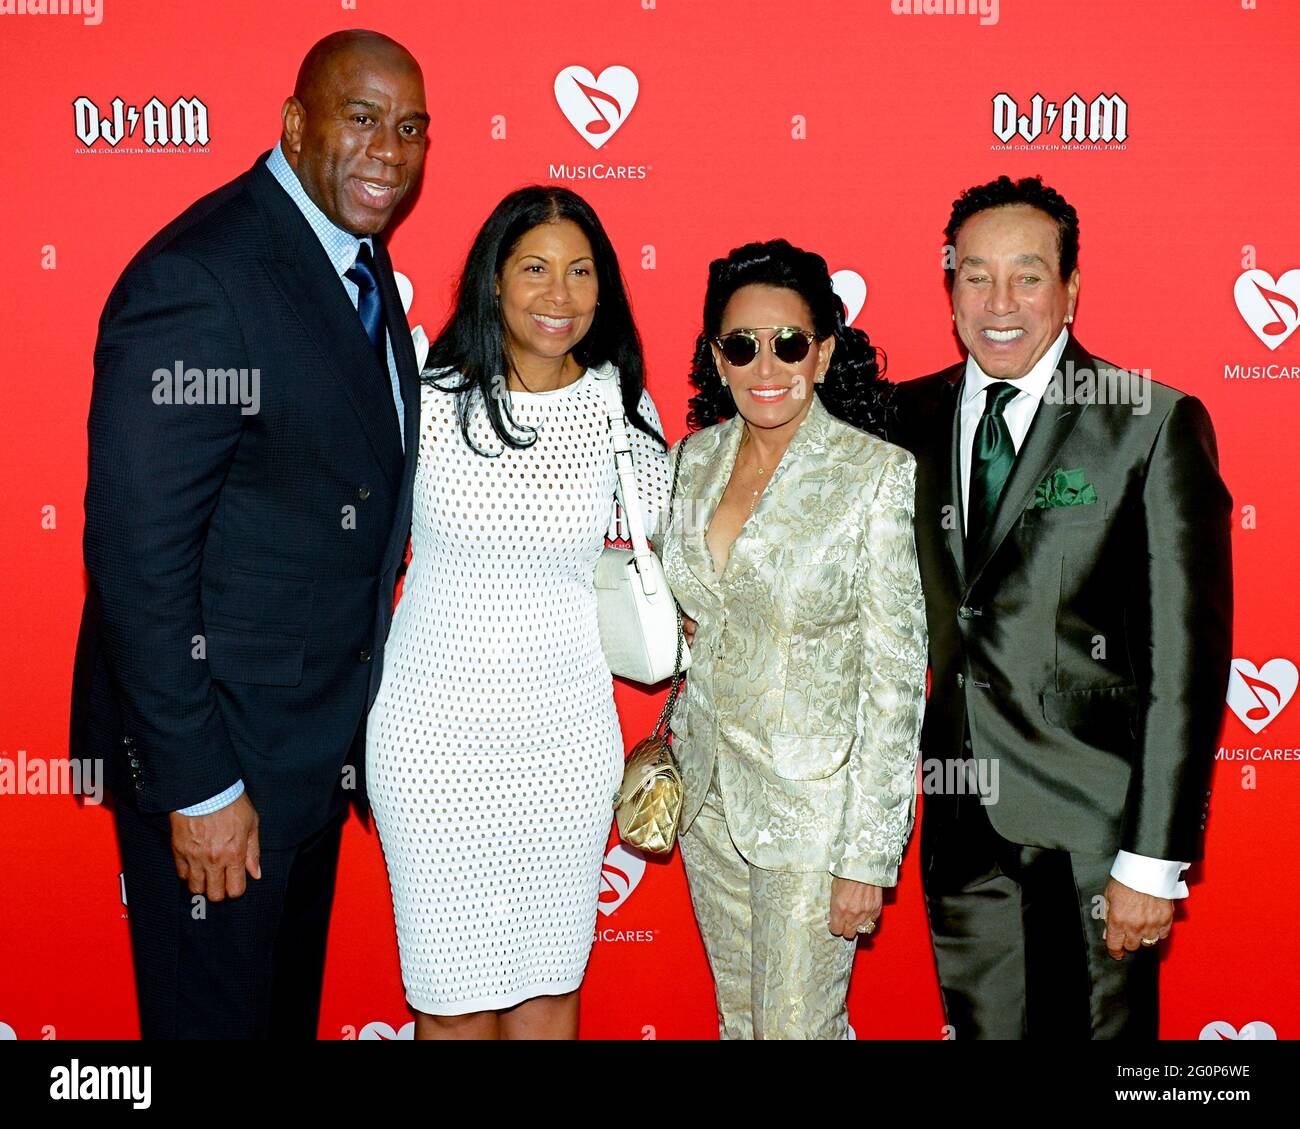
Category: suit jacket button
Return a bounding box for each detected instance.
[958,605,973,620]
[358,484,371,501]
[359,649,373,663]
[956,672,965,688]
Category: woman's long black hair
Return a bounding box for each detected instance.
[423,185,665,455]
[685,239,892,438]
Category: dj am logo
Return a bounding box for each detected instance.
[597,842,646,915]
[991,92,1128,147]
[1234,269,1300,350]
[554,66,638,149]
[1226,659,1297,734]
[73,95,210,152]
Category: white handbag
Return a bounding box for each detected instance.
[593,370,691,685]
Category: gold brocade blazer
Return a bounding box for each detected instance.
[657,395,928,886]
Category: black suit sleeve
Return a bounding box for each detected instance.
[1123,394,1233,860]
[84,249,246,812]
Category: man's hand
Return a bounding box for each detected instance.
[1101,877,1173,960]
[169,793,261,902]
[829,876,883,941]
[682,615,697,648]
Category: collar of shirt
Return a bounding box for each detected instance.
[265,140,373,277]
[960,325,1070,411]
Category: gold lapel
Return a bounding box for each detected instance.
[718,394,836,582]
[682,415,743,597]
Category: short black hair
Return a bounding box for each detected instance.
[943,175,1080,290]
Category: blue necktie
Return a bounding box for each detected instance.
[345,242,387,364]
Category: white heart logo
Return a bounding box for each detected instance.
[831,270,868,326]
[1233,269,1300,350]
[358,1020,415,1040]
[597,843,646,915]
[554,66,638,150]
[1226,658,1298,734]
[0,1022,16,1040]
[1199,1019,1278,1040]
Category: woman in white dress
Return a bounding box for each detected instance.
[366,186,670,1039]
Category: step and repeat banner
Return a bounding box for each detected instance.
[1,0,1297,1041]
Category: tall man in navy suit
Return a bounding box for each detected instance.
[70,30,429,1038]
[892,177,1232,1038]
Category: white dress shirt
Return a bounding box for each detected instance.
[958,328,1190,901]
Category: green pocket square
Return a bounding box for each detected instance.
[1030,467,1097,509]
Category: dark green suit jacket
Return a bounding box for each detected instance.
[891,335,1232,862]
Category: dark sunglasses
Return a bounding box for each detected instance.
[713,326,818,367]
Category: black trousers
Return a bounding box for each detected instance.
[113,797,346,1039]
[921,741,1158,1040]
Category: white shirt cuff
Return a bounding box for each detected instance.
[1110,850,1190,899]
[177,779,245,816]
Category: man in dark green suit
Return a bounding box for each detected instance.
[891,176,1232,1038]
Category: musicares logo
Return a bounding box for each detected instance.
[831,271,867,326]
[1199,1020,1277,1040]
[554,66,638,150]
[597,843,646,915]
[1234,269,1300,350]
[358,1020,414,1040]
[1225,659,1297,734]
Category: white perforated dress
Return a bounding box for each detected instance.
[366,365,670,1015]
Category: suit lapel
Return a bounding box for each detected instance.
[685,415,742,598]
[371,234,420,574]
[247,154,405,490]
[724,393,834,580]
[940,369,967,589]
[962,335,1092,589]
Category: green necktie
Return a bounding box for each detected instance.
[966,381,1020,556]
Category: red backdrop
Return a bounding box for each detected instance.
[1,0,1297,1041]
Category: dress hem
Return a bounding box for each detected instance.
[405,976,586,1017]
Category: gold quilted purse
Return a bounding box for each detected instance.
[613,436,688,854]
[614,612,686,854]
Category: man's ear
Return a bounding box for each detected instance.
[280,97,305,157]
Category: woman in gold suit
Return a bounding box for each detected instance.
[657,239,927,1039]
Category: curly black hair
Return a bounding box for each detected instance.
[685,239,891,438]
[943,174,1080,290]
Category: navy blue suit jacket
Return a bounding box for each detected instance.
[70,151,421,849]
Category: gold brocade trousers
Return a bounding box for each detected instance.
[679,768,857,1040]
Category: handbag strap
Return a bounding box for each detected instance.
[597,371,660,597]
[652,431,691,738]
